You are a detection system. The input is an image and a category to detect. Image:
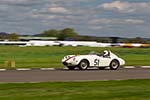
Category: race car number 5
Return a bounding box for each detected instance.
[94,59,100,66]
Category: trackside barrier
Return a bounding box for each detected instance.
[115,43,150,48]
[5,61,16,68]
[0,40,149,47]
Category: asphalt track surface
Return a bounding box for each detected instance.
[0,67,150,83]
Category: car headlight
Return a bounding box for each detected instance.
[64,56,70,59]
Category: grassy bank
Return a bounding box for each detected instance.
[0,79,150,100]
[0,46,149,68]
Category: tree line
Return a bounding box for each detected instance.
[0,28,149,43]
[37,28,78,40]
[0,32,18,41]
[0,28,78,41]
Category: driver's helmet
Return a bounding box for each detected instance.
[103,50,109,56]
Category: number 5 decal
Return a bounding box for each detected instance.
[94,59,100,66]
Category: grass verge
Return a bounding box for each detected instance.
[0,79,150,100]
[0,46,149,68]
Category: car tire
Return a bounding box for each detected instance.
[67,66,76,70]
[110,60,120,70]
[78,60,89,70]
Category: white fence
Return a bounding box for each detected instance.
[0,40,149,47]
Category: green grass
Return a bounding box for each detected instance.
[0,79,150,100]
[0,46,149,68]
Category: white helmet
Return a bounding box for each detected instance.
[103,50,109,56]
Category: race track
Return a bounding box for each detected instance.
[0,67,150,83]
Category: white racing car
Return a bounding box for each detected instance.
[62,50,125,70]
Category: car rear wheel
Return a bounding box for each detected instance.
[110,60,120,70]
[78,60,89,70]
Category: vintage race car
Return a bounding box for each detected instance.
[62,50,125,70]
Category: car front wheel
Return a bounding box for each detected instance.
[78,60,89,70]
[110,60,120,70]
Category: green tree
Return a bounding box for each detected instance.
[58,28,78,40]
[8,33,19,41]
[40,28,79,40]
[41,29,60,37]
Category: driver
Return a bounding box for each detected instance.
[103,50,110,57]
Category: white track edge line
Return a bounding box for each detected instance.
[141,66,150,68]
[16,68,31,71]
[124,66,135,69]
[40,68,55,70]
[0,66,150,71]
[0,69,7,71]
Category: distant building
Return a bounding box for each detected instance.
[19,36,57,41]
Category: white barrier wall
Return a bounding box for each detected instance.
[0,40,149,47]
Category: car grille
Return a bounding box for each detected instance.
[63,62,68,66]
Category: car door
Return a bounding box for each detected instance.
[99,56,111,67]
[92,55,111,67]
[89,55,100,67]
